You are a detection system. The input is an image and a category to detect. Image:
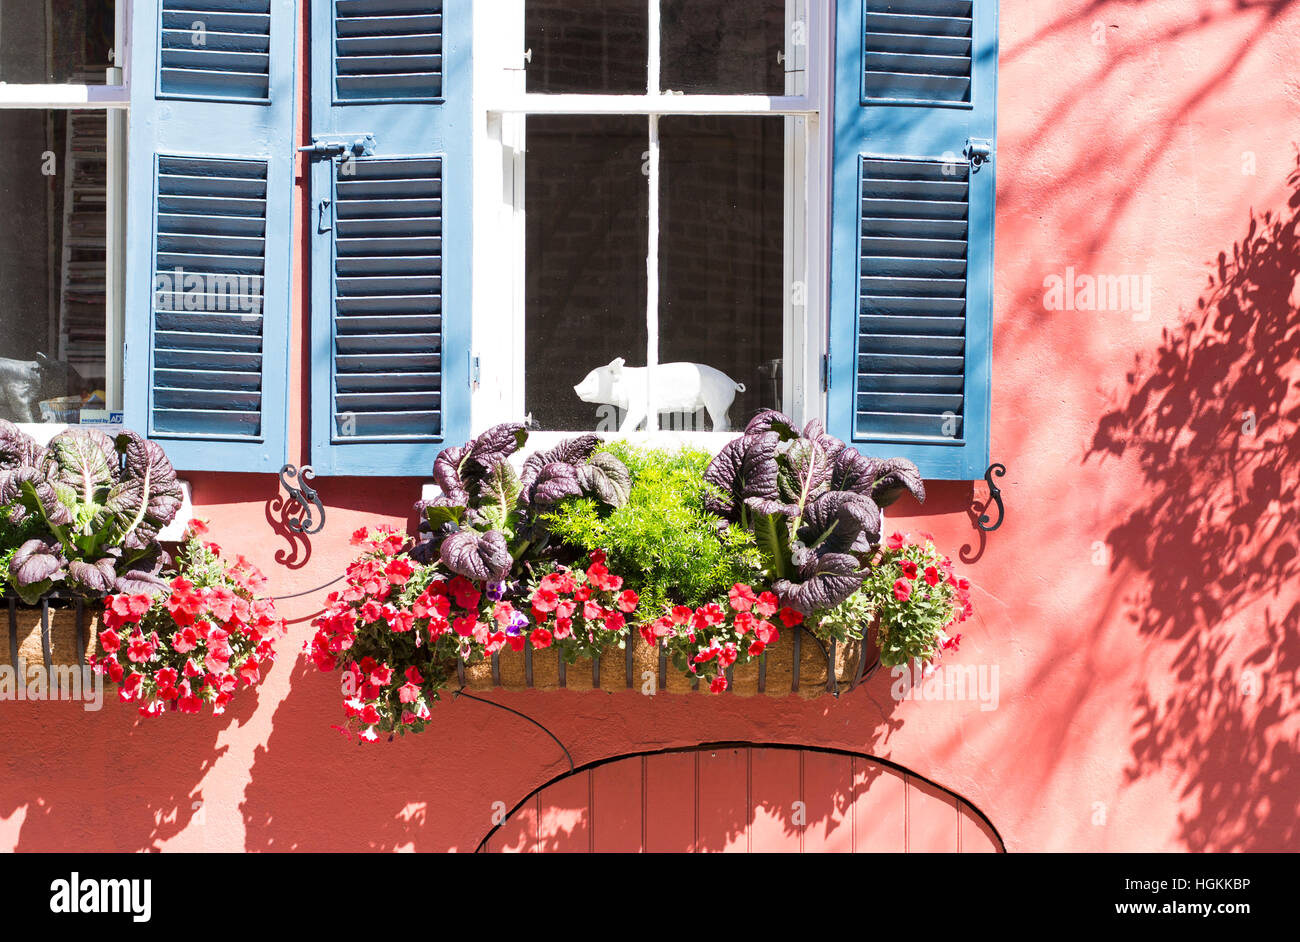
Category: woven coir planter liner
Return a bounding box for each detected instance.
[460,621,881,700]
[3,596,102,671]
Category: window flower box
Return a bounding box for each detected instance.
[2,593,102,672]
[459,624,878,699]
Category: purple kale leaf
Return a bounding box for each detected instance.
[773,549,863,615]
[68,557,119,596]
[439,529,512,582]
[0,419,39,471]
[10,538,68,604]
[744,410,800,440]
[113,553,172,597]
[797,491,882,556]
[108,431,183,551]
[529,462,584,505]
[576,451,632,508]
[46,428,117,505]
[5,467,74,530]
[868,457,926,508]
[703,431,780,522]
[519,433,600,497]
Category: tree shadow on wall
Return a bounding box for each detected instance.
[0,686,261,852]
[1089,154,1300,851]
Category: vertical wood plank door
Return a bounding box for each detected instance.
[479,746,1002,853]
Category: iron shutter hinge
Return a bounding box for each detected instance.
[821,353,831,392]
[471,354,481,391]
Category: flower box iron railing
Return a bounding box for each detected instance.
[3,590,99,673]
[454,620,883,699]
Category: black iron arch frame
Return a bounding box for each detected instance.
[475,741,1005,853]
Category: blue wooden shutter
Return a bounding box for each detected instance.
[307,0,471,477]
[828,0,997,480]
[125,0,296,473]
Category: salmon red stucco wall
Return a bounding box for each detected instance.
[3,0,1300,852]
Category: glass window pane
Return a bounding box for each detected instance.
[661,0,786,95]
[526,115,648,432]
[0,109,107,423]
[0,0,116,84]
[526,0,648,94]
[658,116,785,432]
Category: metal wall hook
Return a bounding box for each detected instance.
[976,462,1006,532]
[279,464,326,535]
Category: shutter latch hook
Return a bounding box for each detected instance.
[965,138,993,171]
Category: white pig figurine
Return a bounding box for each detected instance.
[573,358,747,433]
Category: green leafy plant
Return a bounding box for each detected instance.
[412,424,631,581]
[812,585,876,646]
[703,410,925,615]
[862,533,972,667]
[541,441,764,617]
[0,423,182,603]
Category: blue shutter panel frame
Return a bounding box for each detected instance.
[125,0,296,473]
[829,0,997,480]
[308,0,471,477]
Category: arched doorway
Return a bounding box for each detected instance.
[479,744,1003,852]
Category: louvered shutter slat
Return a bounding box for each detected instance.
[856,157,969,442]
[334,2,444,101]
[159,1,271,101]
[330,158,444,442]
[149,156,268,440]
[864,1,973,105]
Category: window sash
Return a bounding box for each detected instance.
[473,0,829,441]
[1,0,129,424]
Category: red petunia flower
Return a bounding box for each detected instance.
[892,578,912,602]
[728,584,756,612]
[239,658,261,686]
[384,557,415,586]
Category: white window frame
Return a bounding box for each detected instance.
[2,0,130,437]
[471,0,831,454]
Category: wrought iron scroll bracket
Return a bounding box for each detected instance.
[279,464,325,536]
[976,462,1006,533]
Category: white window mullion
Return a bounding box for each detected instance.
[106,67,127,412]
[644,0,662,432]
[645,113,661,432]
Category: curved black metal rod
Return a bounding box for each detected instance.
[800,625,838,698]
[976,462,1007,532]
[454,688,575,774]
[279,464,326,535]
[265,572,347,602]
